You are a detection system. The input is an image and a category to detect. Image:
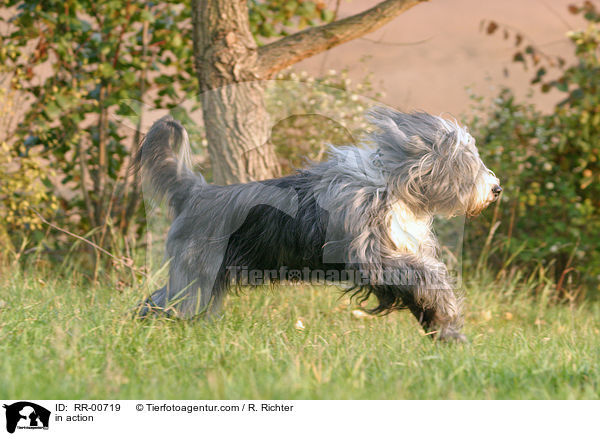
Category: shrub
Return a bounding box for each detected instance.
[466,3,600,298]
[0,140,58,257]
[0,80,58,259]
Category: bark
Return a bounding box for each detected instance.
[192,0,280,184]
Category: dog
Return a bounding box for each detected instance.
[133,107,501,341]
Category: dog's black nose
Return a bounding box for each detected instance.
[492,185,503,196]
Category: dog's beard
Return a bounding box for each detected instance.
[465,170,501,217]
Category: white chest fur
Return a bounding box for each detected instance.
[388,202,433,255]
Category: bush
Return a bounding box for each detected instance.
[466,3,600,298]
[0,80,58,259]
[0,140,58,257]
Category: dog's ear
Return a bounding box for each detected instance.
[409,130,484,217]
[430,117,476,157]
[367,108,443,158]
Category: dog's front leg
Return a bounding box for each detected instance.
[372,256,466,342]
[406,258,466,342]
[405,289,466,342]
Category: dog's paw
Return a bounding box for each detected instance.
[437,330,468,343]
[133,299,173,320]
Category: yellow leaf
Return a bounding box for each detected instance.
[481,310,492,321]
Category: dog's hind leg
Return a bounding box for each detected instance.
[135,261,207,319]
[135,286,170,319]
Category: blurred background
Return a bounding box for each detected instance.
[298,0,585,115]
[0,0,598,302]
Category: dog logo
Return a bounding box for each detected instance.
[3,402,50,434]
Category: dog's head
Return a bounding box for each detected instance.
[367,108,501,217]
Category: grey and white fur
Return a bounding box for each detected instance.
[133,107,501,341]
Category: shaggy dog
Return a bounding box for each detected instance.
[133,107,501,341]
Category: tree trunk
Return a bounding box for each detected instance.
[192,0,280,184]
[192,0,426,184]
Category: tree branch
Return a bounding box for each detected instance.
[257,0,428,77]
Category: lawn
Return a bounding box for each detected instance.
[0,270,598,399]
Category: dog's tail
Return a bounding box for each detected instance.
[132,115,203,216]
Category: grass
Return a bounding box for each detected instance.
[0,268,599,399]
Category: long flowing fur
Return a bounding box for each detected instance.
[133,109,501,341]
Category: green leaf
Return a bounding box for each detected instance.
[123,70,137,86]
[98,62,115,78]
[321,9,334,22]
[44,102,61,119]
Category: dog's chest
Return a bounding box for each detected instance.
[387,202,431,254]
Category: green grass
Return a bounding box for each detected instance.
[0,270,599,399]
